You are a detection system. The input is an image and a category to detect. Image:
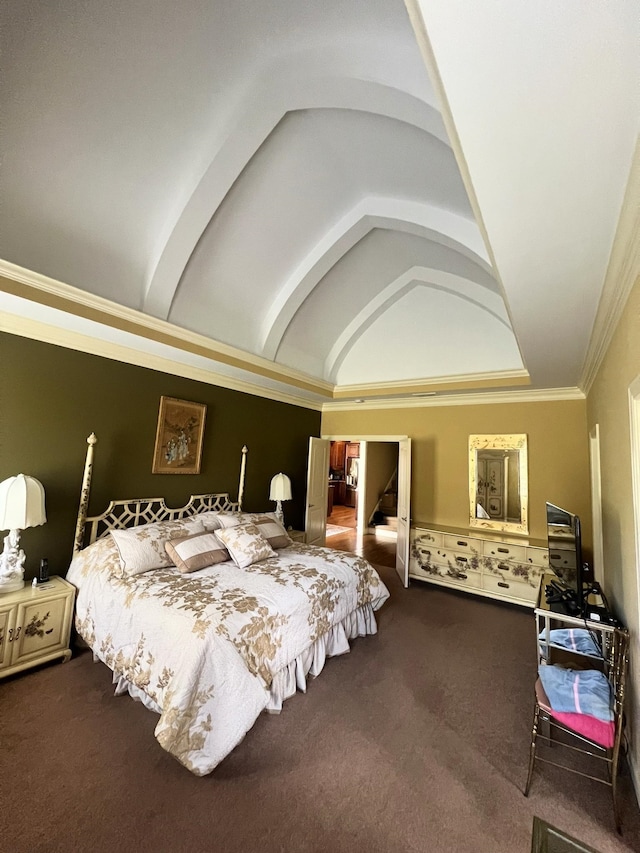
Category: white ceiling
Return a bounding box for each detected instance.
[1,0,638,408]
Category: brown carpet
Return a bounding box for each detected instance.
[1,564,638,853]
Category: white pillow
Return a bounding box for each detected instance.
[216,522,277,569]
[191,511,223,531]
[165,530,230,573]
[217,513,291,548]
[110,518,205,576]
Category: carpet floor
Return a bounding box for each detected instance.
[1,563,638,853]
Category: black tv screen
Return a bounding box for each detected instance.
[546,501,584,610]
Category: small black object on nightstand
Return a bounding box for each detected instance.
[39,557,49,584]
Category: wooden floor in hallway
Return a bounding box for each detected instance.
[325,503,396,569]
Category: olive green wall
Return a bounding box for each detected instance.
[586,271,640,790]
[322,399,591,547]
[0,332,320,579]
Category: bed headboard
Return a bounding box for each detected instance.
[73,434,248,552]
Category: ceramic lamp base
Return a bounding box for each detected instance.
[0,577,25,594]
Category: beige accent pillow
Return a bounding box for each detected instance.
[216,522,277,569]
[217,513,291,549]
[110,518,205,576]
[165,531,230,573]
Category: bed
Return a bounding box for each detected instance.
[66,435,390,775]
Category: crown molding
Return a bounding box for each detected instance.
[0,311,324,411]
[0,259,334,398]
[332,369,530,399]
[322,386,585,412]
[581,137,640,394]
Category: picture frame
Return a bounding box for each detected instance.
[152,396,207,474]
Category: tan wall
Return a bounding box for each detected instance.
[586,271,640,788]
[323,399,591,547]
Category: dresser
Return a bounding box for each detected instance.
[410,523,548,608]
[0,576,75,678]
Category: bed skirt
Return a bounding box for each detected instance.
[105,601,379,716]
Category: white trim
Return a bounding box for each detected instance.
[0,258,334,397]
[0,311,324,411]
[333,368,529,396]
[588,424,604,586]
[581,137,640,394]
[323,387,585,412]
[628,373,640,803]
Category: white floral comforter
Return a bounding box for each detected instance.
[66,536,389,775]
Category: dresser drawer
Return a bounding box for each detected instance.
[548,548,576,570]
[442,532,481,554]
[482,573,539,604]
[482,540,527,561]
[484,556,545,586]
[525,547,549,569]
[412,529,443,548]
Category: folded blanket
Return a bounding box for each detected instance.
[538,627,601,657]
[538,664,613,722]
[536,678,615,747]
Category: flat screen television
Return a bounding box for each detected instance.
[546,501,584,614]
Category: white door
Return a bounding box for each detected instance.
[305,437,329,545]
[395,438,412,587]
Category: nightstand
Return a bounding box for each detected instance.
[0,576,75,679]
[288,530,306,543]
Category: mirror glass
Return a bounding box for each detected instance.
[469,434,528,535]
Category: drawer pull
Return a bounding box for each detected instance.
[497,547,509,554]
[456,540,468,547]
[455,556,468,564]
[497,581,510,589]
[8,626,21,642]
[457,573,468,580]
[497,562,509,570]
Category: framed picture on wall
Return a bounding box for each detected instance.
[152,396,207,474]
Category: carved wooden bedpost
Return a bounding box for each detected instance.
[238,445,248,510]
[73,433,97,554]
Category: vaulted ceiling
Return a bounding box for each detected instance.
[1,1,638,409]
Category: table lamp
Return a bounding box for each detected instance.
[269,473,292,525]
[0,474,47,593]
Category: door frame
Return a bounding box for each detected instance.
[322,433,411,582]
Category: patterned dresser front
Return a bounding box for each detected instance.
[409,525,548,608]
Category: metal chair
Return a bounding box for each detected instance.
[524,618,630,834]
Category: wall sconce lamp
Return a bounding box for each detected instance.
[269,473,292,526]
[0,474,47,593]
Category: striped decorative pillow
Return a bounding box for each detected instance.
[165,531,230,573]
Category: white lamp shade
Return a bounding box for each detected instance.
[269,473,292,502]
[0,474,47,531]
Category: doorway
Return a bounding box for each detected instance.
[323,437,408,578]
[305,435,411,587]
[326,440,360,537]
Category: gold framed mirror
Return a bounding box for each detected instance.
[469,434,528,535]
